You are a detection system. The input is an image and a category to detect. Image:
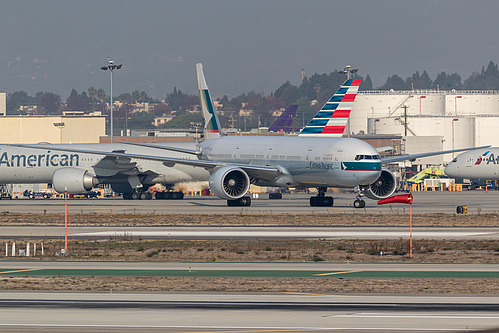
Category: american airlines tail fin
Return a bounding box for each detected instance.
[298,79,361,137]
[197,63,223,140]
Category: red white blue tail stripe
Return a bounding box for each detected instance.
[298,79,361,137]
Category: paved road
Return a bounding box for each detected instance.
[0,292,497,332]
[2,261,499,272]
[2,225,499,240]
[1,191,499,214]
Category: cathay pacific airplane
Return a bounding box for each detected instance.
[92,64,479,207]
[16,64,482,207]
[445,147,499,179]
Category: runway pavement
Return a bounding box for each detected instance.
[1,191,498,332]
[1,190,499,214]
[2,261,499,272]
[0,292,498,332]
[2,225,499,240]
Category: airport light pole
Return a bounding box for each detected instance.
[101,58,122,143]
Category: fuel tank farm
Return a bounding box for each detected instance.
[351,90,499,156]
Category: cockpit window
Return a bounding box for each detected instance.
[452,158,457,163]
[355,154,380,161]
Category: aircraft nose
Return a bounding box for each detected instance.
[444,163,458,177]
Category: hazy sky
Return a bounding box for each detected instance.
[1,0,498,100]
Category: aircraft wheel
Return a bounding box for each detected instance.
[131,192,139,200]
[269,192,282,199]
[310,196,333,207]
[172,191,184,200]
[227,196,251,206]
[354,199,365,208]
[241,196,251,206]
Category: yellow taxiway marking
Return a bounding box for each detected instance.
[313,270,361,276]
[0,268,41,274]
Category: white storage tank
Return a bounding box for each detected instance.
[353,92,445,135]
[444,93,499,116]
[368,116,475,159]
[474,116,499,146]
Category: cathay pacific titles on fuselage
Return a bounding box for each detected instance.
[0,151,79,168]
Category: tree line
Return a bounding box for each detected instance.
[6,61,499,131]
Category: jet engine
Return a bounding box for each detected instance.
[52,167,98,194]
[363,168,397,200]
[209,166,250,200]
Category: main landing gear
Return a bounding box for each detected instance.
[123,190,153,200]
[309,187,333,207]
[123,190,185,200]
[227,196,252,206]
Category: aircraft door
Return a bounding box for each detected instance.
[265,147,273,166]
[465,155,474,167]
[306,148,313,161]
[233,147,240,162]
[333,150,343,170]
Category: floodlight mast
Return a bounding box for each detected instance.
[339,65,358,80]
[101,58,122,143]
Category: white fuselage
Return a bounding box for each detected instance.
[199,136,382,188]
[0,143,208,186]
[445,147,499,180]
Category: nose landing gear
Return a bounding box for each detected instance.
[353,198,366,208]
[353,185,366,208]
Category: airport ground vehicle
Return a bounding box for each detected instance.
[72,191,99,199]
[23,190,52,199]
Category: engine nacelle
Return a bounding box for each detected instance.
[52,167,98,194]
[209,166,250,200]
[363,168,397,200]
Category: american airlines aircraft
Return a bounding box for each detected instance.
[268,104,298,133]
[445,147,499,179]
[16,64,480,206]
[1,142,205,199]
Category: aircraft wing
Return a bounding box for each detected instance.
[118,142,201,156]
[375,146,394,153]
[13,144,283,181]
[381,145,491,164]
[14,144,216,169]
